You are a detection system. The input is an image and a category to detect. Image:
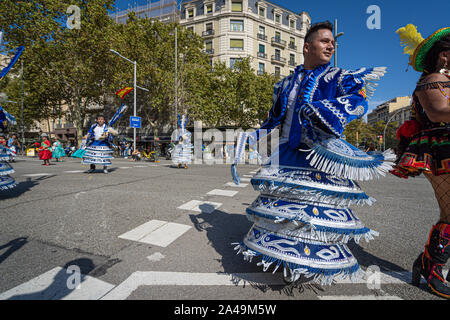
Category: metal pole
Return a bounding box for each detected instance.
[21,59,24,154]
[175,26,178,131]
[134,60,137,151]
[383,109,402,151]
[334,19,337,68]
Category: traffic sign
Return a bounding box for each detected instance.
[130,116,141,128]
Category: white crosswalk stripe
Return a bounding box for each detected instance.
[0,267,114,300]
[207,189,238,197]
[177,200,222,213]
[118,220,191,247]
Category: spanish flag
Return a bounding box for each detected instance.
[115,87,133,99]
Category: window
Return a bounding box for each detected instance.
[187,9,194,18]
[275,49,281,58]
[290,20,295,28]
[259,7,265,17]
[275,14,280,23]
[186,26,194,33]
[275,31,281,41]
[290,37,295,46]
[206,22,213,31]
[206,4,213,14]
[230,20,244,32]
[230,57,242,69]
[205,40,213,51]
[230,39,244,50]
[259,26,265,35]
[258,63,265,74]
[289,53,295,66]
[259,44,265,53]
[274,66,280,75]
[289,70,295,75]
[231,1,242,12]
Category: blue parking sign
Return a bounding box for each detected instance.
[130,116,141,128]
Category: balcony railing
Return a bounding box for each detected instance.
[204,48,214,55]
[257,70,265,76]
[271,55,286,65]
[271,37,286,48]
[257,52,267,59]
[288,43,297,50]
[257,33,267,41]
[202,29,215,37]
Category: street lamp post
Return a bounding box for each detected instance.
[383,109,403,151]
[110,49,147,152]
[334,19,344,68]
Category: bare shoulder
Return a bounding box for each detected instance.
[419,72,449,84]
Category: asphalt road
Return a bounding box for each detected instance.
[0,155,447,302]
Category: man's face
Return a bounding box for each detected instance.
[304,29,335,68]
[97,117,105,126]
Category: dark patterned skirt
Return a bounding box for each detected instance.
[391,126,450,178]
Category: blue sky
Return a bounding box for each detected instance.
[113,0,449,112]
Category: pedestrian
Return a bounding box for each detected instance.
[231,21,393,285]
[51,136,65,162]
[393,24,450,298]
[38,133,52,166]
[82,115,118,174]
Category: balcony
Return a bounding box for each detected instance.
[202,29,215,37]
[257,33,267,41]
[204,48,214,55]
[257,52,267,59]
[288,43,297,51]
[257,70,265,76]
[271,55,286,65]
[271,37,286,48]
[288,60,296,67]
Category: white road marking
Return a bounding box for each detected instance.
[243,175,253,178]
[207,189,238,197]
[318,295,402,300]
[225,182,248,188]
[100,269,440,300]
[22,173,53,177]
[119,167,132,169]
[177,200,222,213]
[64,170,84,173]
[74,192,86,200]
[240,178,251,182]
[118,220,191,247]
[0,267,115,300]
[147,252,165,262]
[134,166,148,168]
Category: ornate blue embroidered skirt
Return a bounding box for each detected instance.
[81,140,114,166]
[172,143,192,165]
[235,143,379,285]
[0,146,16,190]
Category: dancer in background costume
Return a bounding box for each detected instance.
[38,133,52,166]
[51,137,65,162]
[172,114,192,169]
[82,104,127,173]
[231,21,394,285]
[0,106,17,190]
[393,25,450,299]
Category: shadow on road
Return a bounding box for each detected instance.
[188,204,325,297]
[0,237,28,265]
[4,258,96,300]
[0,178,40,200]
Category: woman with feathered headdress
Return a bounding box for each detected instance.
[394,24,450,299]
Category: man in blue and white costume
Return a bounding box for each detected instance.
[231,21,395,285]
[172,114,192,169]
[82,103,129,174]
